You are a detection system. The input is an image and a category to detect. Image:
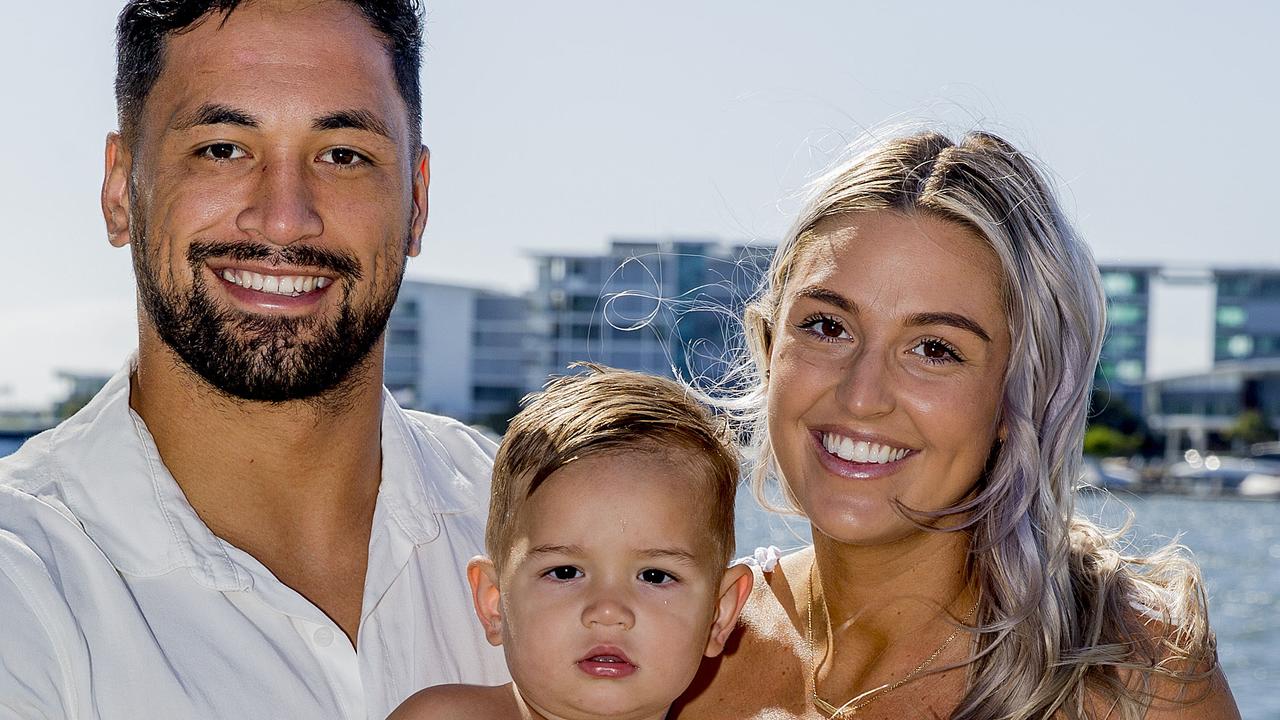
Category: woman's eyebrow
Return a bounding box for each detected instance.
[906,312,992,343]
[793,285,992,343]
[793,285,855,313]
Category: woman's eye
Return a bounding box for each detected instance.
[638,568,677,585]
[910,338,963,364]
[544,566,583,581]
[320,147,367,166]
[198,143,246,161]
[798,315,850,342]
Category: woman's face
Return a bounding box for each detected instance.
[766,210,1010,546]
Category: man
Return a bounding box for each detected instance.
[0,1,508,717]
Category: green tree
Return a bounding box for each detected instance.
[1083,425,1142,457]
[1223,409,1278,449]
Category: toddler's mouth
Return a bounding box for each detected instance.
[576,646,636,679]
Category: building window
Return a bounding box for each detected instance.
[388,328,418,347]
[1115,360,1144,383]
[571,295,600,313]
[1226,335,1254,358]
[1217,275,1253,298]
[1103,334,1142,355]
[1215,306,1247,328]
[385,355,418,375]
[1101,272,1138,297]
[395,299,419,318]
[1264,276,1280,298]
[1109,303,1145,325]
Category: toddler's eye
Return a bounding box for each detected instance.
[544,566,583,581]
[638,568,677,585]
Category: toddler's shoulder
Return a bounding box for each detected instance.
[388,683,515,720]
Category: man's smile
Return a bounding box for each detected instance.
[219,268,334,297]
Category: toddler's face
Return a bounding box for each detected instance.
[478,450,741,720]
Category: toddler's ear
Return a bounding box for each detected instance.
[466,556,504,647]
[704,563,753,658]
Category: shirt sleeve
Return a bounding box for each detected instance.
[0,530,84,720]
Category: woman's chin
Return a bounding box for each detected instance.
[805,505,920,548]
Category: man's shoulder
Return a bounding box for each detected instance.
[0,430,83,533]
[398,409,498,450]
[395,407,500,469]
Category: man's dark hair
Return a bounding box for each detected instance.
[115,0,424,147]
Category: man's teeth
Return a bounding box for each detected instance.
[221,269,332,297]
[821,433,909,464]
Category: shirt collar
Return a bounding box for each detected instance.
[54,360,485,592]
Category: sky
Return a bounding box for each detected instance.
[1,1,1277,408]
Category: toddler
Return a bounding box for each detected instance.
[389,366,752,720]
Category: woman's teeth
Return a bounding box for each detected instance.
[821,433,909,464]
[221,269,332,297]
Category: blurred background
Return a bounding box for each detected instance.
[1,1,1276,715]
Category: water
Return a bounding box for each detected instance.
[734,488,1280,718]
[0,437,25,457]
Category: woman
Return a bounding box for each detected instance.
[672,131,1238,719]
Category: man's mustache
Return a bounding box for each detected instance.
[187,240,363,281]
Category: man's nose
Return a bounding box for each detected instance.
[236,159,324,246]
[836,345,897,419]
[580,585,636,631]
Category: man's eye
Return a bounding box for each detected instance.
[320,147,367,166]
[198,143,246,161]
[544,566,583,581]
[638,569,677,585]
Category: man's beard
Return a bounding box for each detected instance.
[132,223,405,404]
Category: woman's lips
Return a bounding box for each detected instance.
[811,430,914,479]
[576,646,636,679]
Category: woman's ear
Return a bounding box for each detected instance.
[466,556,504,647]
[704,564,754,657]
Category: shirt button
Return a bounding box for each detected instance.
[313,626,335,647]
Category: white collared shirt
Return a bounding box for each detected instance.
[0,365,509,719]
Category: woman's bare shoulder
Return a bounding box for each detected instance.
[386,683,517,720]
[1094,608,1240,720]
[1138,665,1239,720]
[670,552,811,719]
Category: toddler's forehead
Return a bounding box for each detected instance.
[504,450,726,564]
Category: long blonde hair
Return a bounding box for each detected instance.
[720,130,1215,719]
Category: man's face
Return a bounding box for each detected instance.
[103,0,428,402]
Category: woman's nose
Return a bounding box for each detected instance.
[836,346,896,418]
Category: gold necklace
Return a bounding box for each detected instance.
[806,560,976,718]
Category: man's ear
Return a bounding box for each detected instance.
[466,555,504,647]
[704,564,753,657]
[406,144,430,258]
[102,132,134,248]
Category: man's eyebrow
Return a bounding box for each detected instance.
[793,285,856,314]
[312,109,392,139]
[906,312,992,343]
[172,103,260,131]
